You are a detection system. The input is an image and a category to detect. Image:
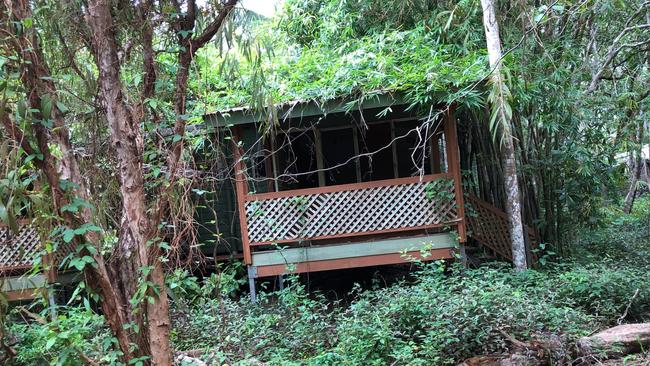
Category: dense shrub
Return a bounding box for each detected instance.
[6,198,649,365]
[163,263,605,365]
[551,263,650,322]
[8,307,120,366]
[170,277,338,363]
[7,258,649,365]
[316,264,595,365]
[165,259,650,365]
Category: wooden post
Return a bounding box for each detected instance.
[443,106,467,243]
[314,128,326,187]
[431,133,441,173]
[390,121,399,178]
[270,130,280,192]
[231,127,252,265]
[352,127,362,183]
[264,138,275,193]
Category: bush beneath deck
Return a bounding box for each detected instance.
[164,264,649,365]
[5,198,650,365]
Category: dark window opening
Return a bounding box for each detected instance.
[268,117,445,191]
[359,123,394,181]
[394,120,432,177]
[276,130,319,190]
[321,128,358,185]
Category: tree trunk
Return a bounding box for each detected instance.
[84,0,172,364]
[2,0,137,359]
[623,123,644,214]
[479,0,527,270]
[623,157,640,214]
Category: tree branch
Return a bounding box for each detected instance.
[190,0,238,53]
[586,1,650,93]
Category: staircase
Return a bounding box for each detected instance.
[464,194,538,264]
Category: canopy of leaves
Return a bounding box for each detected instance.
[192,0,488,113]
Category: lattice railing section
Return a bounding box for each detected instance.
[0,222,75,273]
[465,194,538,262]
[245,176,458,245]
[0,223,41,272]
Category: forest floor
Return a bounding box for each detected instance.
[5,197,650,365]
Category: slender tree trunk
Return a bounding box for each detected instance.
[479,0,527,270]
[623,123,644,214]
[2,0,137,359]
[623,157,640,214]
[84,1,172,364]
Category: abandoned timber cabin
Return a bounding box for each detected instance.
[1,93,538,301]
[202,93,468,286]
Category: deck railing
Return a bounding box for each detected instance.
[0,221,41,273]
[0,221,74,273]
[465,194,538,262]
[242,173,461,246]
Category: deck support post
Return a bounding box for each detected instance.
[48,286,58,321]
[278,275,284,291]
[43,242,59,320]
[431,133,442,173]
[459,243,468,268]
[247,265,257,303]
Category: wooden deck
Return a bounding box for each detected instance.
[233,171,467,276]
[244,173,460,245]
[235,173,465,277]
[249,232,456,278]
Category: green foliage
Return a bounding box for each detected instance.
[425,177,455,202]
[194,0,487,114]
[165,201,649,365]
[164,253,641,365]
[552,263,650,322]
[326,264,593,365]
[169,275,337,363]
[166,263,247,306]
[0,140,35,233]
[158,259,650,365]
[9,244,650,365]
[7,307,121,366]
[570,195,650,267]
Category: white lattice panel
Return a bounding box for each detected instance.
[0,224,41,271]
[245,179,458,244]
[0,223,75,272]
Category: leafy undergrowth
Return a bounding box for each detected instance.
[166,197,650,365]
[166,263,648,365]
[5,198,650,365]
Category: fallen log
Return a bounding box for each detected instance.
[577,323,650,359]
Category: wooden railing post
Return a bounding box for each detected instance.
[443,106,467,243]
[431,133,442,174]
[231,127,252,265]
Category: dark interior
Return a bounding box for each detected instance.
[321,128,358,185]
[276,129,319,190]
[358,122,394,181]
[273,117,440,190]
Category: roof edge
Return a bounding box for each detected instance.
[204,91,410,127]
